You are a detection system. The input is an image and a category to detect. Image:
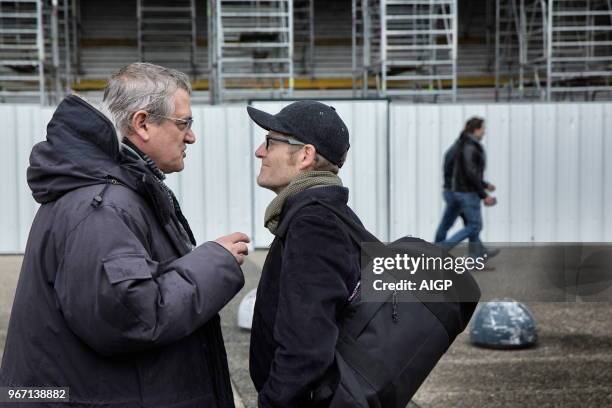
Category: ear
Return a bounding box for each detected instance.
[130,110,150,142]
[297,145,317,171]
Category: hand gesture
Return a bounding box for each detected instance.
[215,232,250,265]
[483,196,497,207]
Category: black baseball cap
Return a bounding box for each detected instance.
[247,100,350,167]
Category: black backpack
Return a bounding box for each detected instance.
[278,198,481,408]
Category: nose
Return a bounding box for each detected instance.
[255,142,266,158]
[184,128,196,144]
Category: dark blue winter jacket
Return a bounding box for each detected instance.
[0,95,243,407]
[249,186,362,408]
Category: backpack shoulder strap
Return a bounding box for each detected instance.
[275,197,379,246]
[274,198,370,303]
[274,196,320,239]
[313,200,381,247]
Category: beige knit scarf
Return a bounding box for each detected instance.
[264,170,343,235]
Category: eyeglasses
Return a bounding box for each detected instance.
[265,135,305,150]
[148,113,194,131]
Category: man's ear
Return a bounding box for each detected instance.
[130,110,150,142]
[298,145,317,170]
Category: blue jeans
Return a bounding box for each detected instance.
[439,192,485,258]
[434,190,461,243]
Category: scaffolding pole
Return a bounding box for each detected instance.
[294,0,314,76]
[37,0,44,103]
[51,0,60,99]
[351,0,375,97]
[546,0,552,100]
[495,0,547,100]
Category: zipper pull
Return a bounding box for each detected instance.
[392,291,399,323]
[90,177,117,208]
[91,194,103,208]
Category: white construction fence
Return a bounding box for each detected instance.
[0,100,610,253]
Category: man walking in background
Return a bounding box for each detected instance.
[436,117,497,260]
[435,136,468,243]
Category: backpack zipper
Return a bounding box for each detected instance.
[392,291,399,323]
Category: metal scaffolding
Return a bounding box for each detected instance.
[0,0,44,102]
[495,0,612,100]
[352,0,378,96]
[294,0,314,76]
[209,0,293,104]
[495,0,547,100]
[46,0,78,102]
[137,0,197,76]
[0,0,77,104]
[352,0,458,101]
[546,0,612,99]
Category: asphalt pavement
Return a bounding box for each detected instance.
[1,254,611,407]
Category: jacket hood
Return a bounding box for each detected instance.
[27,95,135,203]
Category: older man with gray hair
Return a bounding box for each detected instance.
[0,62,249,407]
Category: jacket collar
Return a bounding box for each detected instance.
[274,185,350,238]
[122,138,166,181]
[460,131,483,148]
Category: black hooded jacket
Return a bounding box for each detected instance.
[249,186,362,408]
[0,95,243,407]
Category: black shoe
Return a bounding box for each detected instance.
[484,248,501,259]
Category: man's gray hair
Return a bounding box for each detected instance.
[102,62,191,142]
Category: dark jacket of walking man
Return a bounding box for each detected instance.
[0,63,249,407]
[247,101,362,407]
[437,117,497,258]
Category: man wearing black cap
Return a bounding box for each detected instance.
[247,101,363,407]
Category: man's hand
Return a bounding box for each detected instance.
[485,183,496,192]
[483,196,497,207]
[215,232,250,265]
